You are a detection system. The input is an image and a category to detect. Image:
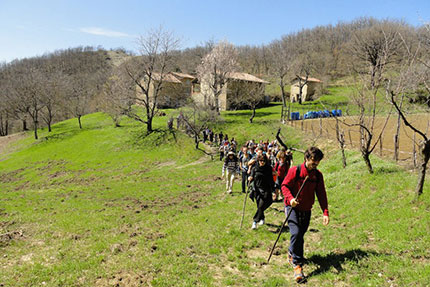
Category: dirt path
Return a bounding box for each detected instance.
[176,142,218,169]
[0,132,27,161]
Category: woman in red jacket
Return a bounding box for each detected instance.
[273,149,293,201]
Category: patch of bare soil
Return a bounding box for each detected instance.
[246,245,288,267]
[155,161,176,168]
[0,230,24,247]
[0,132,27,161]
[115,190,207,214]
[209,262,243,286]
[0,168,25,183]
[176,156,210,169]
[94,271,152,287]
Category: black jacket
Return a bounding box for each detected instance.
[251,163,274,194]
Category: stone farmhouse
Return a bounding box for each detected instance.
[136,72,196,108]
[290,76,322,103]
[194,72,270,111]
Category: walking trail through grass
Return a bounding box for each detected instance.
[1,106,429,286]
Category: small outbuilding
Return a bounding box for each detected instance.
[136,72,196,108]
[290,76,322,103]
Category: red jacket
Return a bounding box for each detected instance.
[281,162,329,216]
[275,161,289,180]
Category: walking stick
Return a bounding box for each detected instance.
[267,176,309,264]
[240,181,252,230]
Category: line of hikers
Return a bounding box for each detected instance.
[221,142,329,283]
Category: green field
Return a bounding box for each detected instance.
[1,105,429,286]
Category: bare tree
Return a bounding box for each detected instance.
[347,20,405,89]
[290,32,318,105]
[196,41,239,114]
[68,74,95,129]
[335,117,347,168]
[268,37,295,122]
[387,25,430,198]
[389,88,430,198]
[0,65,12,136]
[344,21,404,173]
[179,102,220,150]
[40,68,67,132]
[67,56,108,129]
[7,60,46,140]
[125,27,180,133]
[229,80,266,123]
[99,66,135,127]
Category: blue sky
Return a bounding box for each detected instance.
[0,0,429,63]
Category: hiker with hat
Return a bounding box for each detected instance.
[281,146,329,283]
[222,149,239,194]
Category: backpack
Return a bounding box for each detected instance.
[295,164,321,185]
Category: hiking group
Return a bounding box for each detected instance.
[220,137,329,283]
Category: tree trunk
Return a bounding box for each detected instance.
[46,109,53,132]
[214,93,220,115]
[249,107,256,123]
[335,119,347,168]
[33,119,38,140]
[22,119,28,131]
[393,96,404,161]
[78,116,82,129]
[298,88,302,105]
[415,142,430,198]
[0,115,8,136]
[280,84,286,123]
[341,144,347,168]
[146,117,153,133]
[194,134,199,149]
[362,152,373,174]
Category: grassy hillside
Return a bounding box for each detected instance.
[1,105,429,286]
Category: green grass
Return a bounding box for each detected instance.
[1,107,430,286]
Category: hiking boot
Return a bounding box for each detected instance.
[293,265,305,283]
[251,222,257,230]
[227,189,232,194]
[258,219,265,226]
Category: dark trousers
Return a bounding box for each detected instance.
[253,190,273,222]
[285,206,311,266]
[241,171,248,193]
[219,152,224,161]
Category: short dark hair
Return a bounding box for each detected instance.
[304,146,324,161]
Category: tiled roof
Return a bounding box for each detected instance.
[226,72,270,84]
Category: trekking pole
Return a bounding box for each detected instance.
[240,181,251,230]
[267,176,309,264]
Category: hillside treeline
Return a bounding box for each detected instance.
[0,47,118,137]
[1,17,429,138]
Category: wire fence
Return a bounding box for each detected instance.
[286,113,430,167]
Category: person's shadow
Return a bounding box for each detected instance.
[306,249,384,279]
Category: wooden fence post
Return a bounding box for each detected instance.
[413,132,417,168]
